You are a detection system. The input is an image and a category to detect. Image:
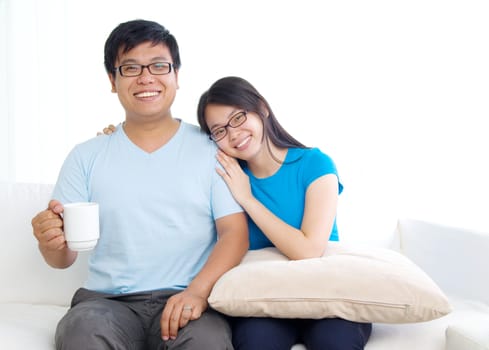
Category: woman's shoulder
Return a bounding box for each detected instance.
[289,147,334,163]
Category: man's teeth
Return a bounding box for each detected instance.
[135,91,159,98]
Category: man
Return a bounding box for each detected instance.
[31,19,248,350]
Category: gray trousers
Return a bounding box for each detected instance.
[55,288,233,350]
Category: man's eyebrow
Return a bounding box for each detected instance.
[118,58,137,65]
[118,57,170,65]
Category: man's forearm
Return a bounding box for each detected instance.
[39,245,77,269]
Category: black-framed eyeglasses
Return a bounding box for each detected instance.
[114,62,173,77]
[209,111,248,142]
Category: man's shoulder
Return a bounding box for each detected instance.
[74,133,111,150]
[64,132,116,163]
[181,121,206,136]
[180,121,217,148]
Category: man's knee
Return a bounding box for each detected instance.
[55,300,144,350]
[169,310,233,350]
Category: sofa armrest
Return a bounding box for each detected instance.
[0,182,88,306]
[395,218,489,304]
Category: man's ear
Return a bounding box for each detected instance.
[108,73,117,93]
[174,68,180,90]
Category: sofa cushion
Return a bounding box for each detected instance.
[446,314,489,350]
[208,243,451,323]
[0,303,67,349]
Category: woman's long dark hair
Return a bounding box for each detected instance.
[197,76,307,163]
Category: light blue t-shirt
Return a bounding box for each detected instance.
[244,147,343,249]
[52,121,243,294]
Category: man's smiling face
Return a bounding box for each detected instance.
[109,41,179,122]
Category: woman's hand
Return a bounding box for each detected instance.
[96,124,116,136]
[215,150,253,205]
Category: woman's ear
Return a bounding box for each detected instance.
[259,102,270,118]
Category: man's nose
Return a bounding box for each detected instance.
[137,67,155,83]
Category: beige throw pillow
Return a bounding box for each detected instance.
[208,242,451,323]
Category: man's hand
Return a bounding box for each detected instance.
[160,289,208,341]
[32,200,66,251]
[32,200,78,268]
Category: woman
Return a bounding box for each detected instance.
[101,76,372,349]
[196,76,371,350]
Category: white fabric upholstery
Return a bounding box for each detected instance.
[1,182,488,350]
[396,218,489,304]
[445,304,489,350]
[364,298,489,350]
[0,182,88,306]
[0,303,67,349]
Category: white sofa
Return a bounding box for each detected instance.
[1,182,489,350]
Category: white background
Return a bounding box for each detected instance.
[1,0,488,242]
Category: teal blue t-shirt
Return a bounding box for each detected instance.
[244,147,343,249]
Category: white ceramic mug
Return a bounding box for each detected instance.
[63,202,100,251]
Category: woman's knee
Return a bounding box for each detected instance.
[232,317,298,350]
[303,318,372,350]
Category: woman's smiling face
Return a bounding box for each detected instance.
[204,104,264,160]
